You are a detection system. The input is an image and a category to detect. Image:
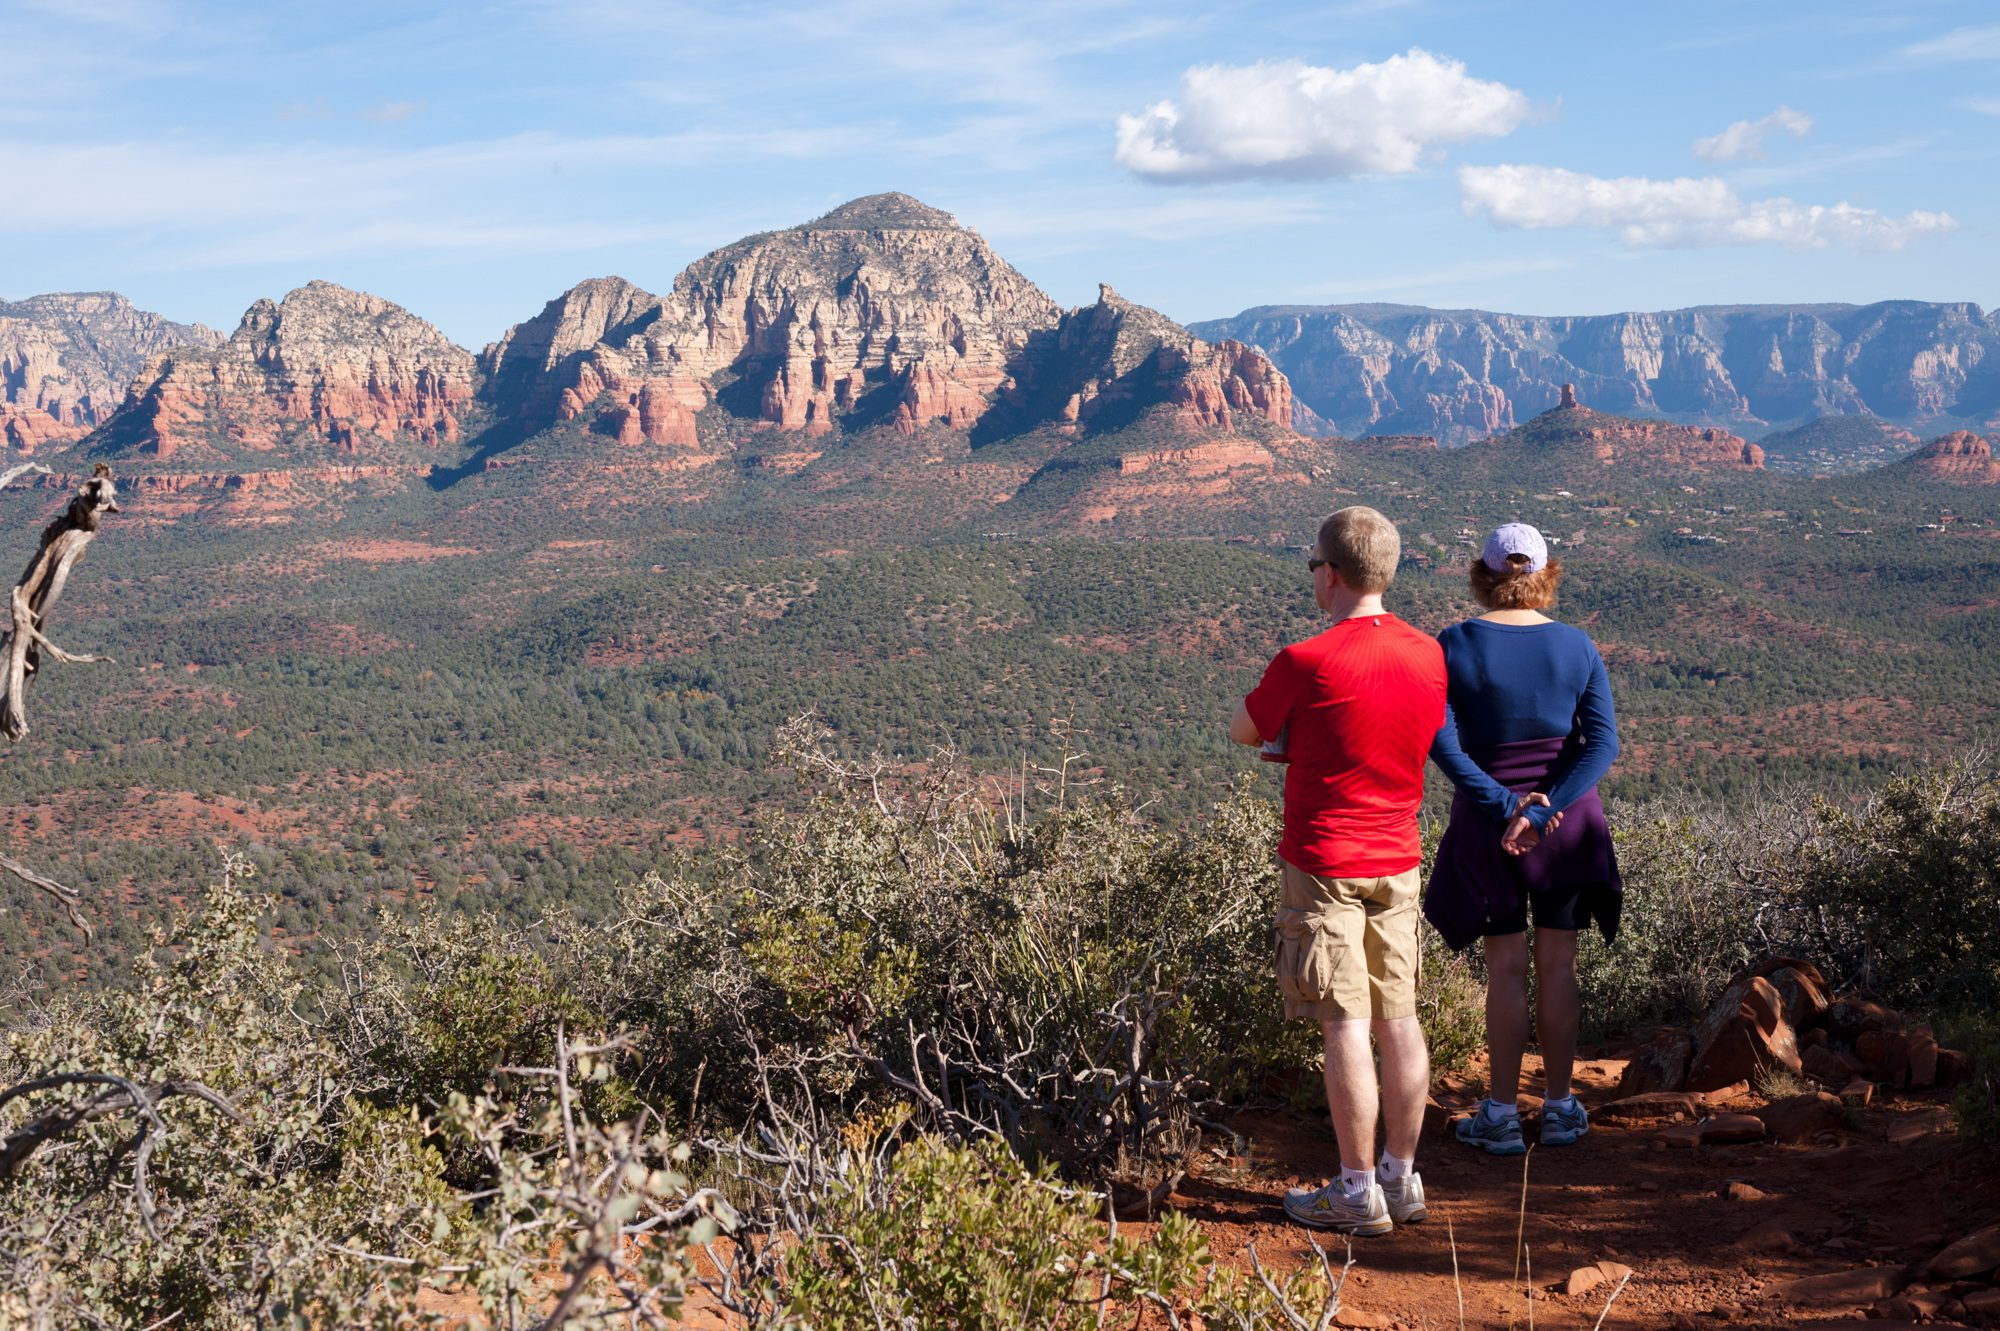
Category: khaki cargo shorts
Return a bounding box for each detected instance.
[1275,858,1422,1022]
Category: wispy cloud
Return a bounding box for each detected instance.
[1693,106,1813,161]
[363,100,428,124]
[1115,50,1531,183]
[1903,22,2000,62]
[977,192,1341,252]
[1458,164,1955,251]
[1955,95,2000,115]
[1296,255,1578,300]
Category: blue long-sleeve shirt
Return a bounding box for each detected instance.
[1428,619,1620,832]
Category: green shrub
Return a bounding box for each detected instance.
[1769,764,2000,1007]
[1575,811,1758,1037]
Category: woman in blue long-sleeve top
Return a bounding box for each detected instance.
[1427,523,1621,1158]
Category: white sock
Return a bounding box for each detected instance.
[1339,1166,1374,1195]
[1377,1150,1413,1183]
[1481,1097,1512,1123]
[1546,1093,1576,1111]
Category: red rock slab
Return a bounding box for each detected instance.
[1924,1224,2000,1280]
[1754,1091,1846,1144]
[1616,1026,1693,1096]
[1700,1112,1768,1144]
[1823,994,1903,1044]
[1904,1025,1939,1087]
[1597,1092,1702,1122]
[1737,1219,1797,1252]
[1775,1264,1909,1306]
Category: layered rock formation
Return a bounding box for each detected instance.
[1494,386,1764,471]
[489,194,1291,449]
[478,276,661,426]
[0,293,220,451]
[1901,430,2000,483]
[102,281,475,464]
[1192,301,2000,447]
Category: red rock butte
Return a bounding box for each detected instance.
[1508,385,1765,471]
[1906,429,2000,483]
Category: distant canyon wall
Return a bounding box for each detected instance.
[1191,302,2000,445]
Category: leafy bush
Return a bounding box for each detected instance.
[1764,762,2000,1007]
[1574,810,1759,1038]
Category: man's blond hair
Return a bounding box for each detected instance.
[1317,506,1401,594]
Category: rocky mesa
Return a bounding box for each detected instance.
[95,281,477,466]
[1490,384,1764,472]
[1898,430,2000,484]
[1,292,221,451]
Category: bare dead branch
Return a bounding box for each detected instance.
[1,463,120,743]
[0,853,90,939]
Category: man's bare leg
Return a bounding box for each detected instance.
[1373,1014,1430,1161]
[1483,932,1531,1107]
[1322,1017,1379,1173]
[1532,928,1580,1101]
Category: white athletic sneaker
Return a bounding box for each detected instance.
[1380,1170,1428,1223]
[1282,1179,1394,1236]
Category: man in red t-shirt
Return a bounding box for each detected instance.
[1230,505,1446,1236]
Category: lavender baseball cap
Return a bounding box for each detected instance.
[1483,522,1548,573]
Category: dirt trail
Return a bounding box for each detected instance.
[423,1047,1998,1329]
[1172,1049,1998,1329]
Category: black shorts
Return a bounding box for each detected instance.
[1482,885,1592,936]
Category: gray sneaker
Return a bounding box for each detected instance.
[1456,1103,1528,1156]
[1380,1171,1428,1224]
[1282,1179,1393,1236]
[1541,1096,1590,1146]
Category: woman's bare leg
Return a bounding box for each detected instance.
[1483,932,1531,1106]
[1533,927,1580,1101]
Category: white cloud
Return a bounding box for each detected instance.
[1114,50,1531,183]
[1457,164,1956,251]
[1903,23,2000,62]
[1692,105,1813,161]
[1956,96,2000,116]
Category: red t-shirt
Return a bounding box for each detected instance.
[1244,614,1447,877]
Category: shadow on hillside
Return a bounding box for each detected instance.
[424,419,538,490]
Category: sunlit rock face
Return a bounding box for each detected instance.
[489,194,1292,447]
[0,292,221,451]
[111,281,475,463]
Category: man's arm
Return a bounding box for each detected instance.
[1229,699,1263,746]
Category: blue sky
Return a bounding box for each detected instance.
[3,0,1996,347]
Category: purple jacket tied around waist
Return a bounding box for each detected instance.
[1424,735,1623,952]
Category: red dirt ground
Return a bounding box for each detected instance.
[416,1047,1999,1330]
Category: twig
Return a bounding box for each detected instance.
[1592,1271,1633,1330]
[1512,1144,1534,1291]
[1447,1213,1465,1331]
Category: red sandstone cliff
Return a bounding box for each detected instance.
[104,282,475,465]
[1902,430,2000,483]
[487,195,1293,449]
[1,293,220,451]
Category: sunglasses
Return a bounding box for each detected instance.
[1308,556,1333,572]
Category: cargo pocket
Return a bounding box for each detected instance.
[1275,905,1341,1005]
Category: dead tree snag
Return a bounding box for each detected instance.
[1,462,118,743]
[0,461,118,936]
